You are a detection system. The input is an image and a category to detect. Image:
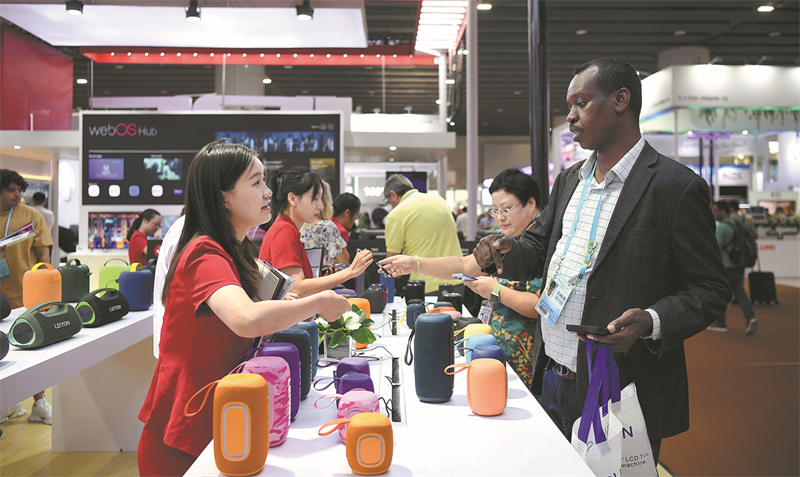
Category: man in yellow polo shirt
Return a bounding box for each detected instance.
[383,174,462,294]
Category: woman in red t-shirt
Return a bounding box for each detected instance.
[138,142,351,477]
[127,209,161,265]
[259,167,372,297]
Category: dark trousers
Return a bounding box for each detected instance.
[723,267,755,325]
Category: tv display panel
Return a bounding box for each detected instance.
[88,158,125,181]
[87,211,138,250]
[143,158,182,181]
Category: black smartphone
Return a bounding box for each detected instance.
[566,324,611,336]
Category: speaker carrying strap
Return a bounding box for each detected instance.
[184,380,220,417]
[103,258,129,266]
[444,363,471,376]
[317,357,341,369]
[313,376,338,392]
[404,328,415,366]
[318,418,351,437]
[313,394,344,410]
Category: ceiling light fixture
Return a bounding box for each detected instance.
[445,78,455,84]
[296,0,313,21]
[477,3,492,10]
[575,29,588,35]
[389,146,397,151]
[13,145,21,150]
[186,0,201,22]
[757,4,774,12]
[65,1,83,15]
[262,78,272,84]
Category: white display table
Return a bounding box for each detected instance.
[185,299,593,477]
[753,238,800,280]
[0,306,156,451]
[66,249,130,291]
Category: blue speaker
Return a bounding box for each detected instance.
[413,313,453,403]
[273,328,312,400]
[380,273,395,303]
[293,321,319,378]
[117,264,153,311]
[406,303,425,330]
[470,343,506,365]
[465,334,498,363]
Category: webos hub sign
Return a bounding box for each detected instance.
[81,111,342,206]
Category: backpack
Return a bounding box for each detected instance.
[724,219,758,268]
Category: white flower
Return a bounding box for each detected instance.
[342,311,361,331]
[315,316,327,326]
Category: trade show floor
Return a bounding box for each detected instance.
[2,283,797,477]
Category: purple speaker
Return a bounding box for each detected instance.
[336,357,371,380]
[335,288,357,297]
[257,342,301,420]
[337,372,374,396]
[470,344,506,365]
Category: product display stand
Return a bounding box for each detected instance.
[185,298,593,477]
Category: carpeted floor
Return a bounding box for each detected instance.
[660,283,800,476]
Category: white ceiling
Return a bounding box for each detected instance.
[0,3,368,48]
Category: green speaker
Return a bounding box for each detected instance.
[59,258,92,302]
[8,302,83,349]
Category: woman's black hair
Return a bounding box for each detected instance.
[488,168,541,208]
[332,192,361,218]
[162,140,261,303]
[266,166,324,218]
[127,209,161,241]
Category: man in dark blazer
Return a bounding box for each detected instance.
[474,58,731,461]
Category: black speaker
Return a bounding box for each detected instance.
[8,302,82,349]
[404,280,425,302]
[406,303,425,330]
[1,292,11,320]
[363,286,386,314]
[0,331,8,361]
[413,312,454,403]
[437,283,461,302]
[75,288,130,328]
[293,321,319,379]
[273,328,312,400]
[441,291,463,312]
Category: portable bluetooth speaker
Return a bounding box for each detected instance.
[403,280,425,302]
[433,302,454,309]
[257,342,300,420]
[464,333,498,363]
[1,292,10,320]
[363,285,386,314]
[336,357,371,380]
[348,298,371,350]
[437,283,461,302]
[241,356,291,446]
[213,374,270,476]
[23,262,62,309]
[454,316,482,357]
[318,413,393,475]
[315,389,380,442]
[429,306,456,315]
[471,343,506,365]
[293,321,319,378]
[272,328,312,400]
[463,323,492,340]
[98,258,129,290]
[76,288,130,327]
[117,264,154,311]
[406,302,425,330]
[335,288,357,297]
[338,372,374,396]
[441,291,463,312]
[8,302,82,349]
[414,312,454,403]
[379,272,395,303]
[445,358,507,416]
[0,331,9,361]
[58,259,91,302]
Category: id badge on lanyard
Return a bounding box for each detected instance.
[535,271,573,327]
[1,207,12,280]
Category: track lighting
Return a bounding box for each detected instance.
[65,1,83,15]
[296,0,313,21]
[186,0,201,22]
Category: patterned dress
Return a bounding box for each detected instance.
[300,220,347,268]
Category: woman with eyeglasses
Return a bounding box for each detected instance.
[128,208,161,266]
[380,168,543,392]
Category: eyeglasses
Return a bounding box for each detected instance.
[489,203,521,218]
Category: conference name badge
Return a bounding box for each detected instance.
[535,272,572,328]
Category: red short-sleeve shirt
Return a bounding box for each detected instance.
[128,229,147,265]
[332,217,349,244]
[138,236,250,457]
[259,214,313,279]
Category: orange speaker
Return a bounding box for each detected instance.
[348,298,371,350]
[319,413,393,475]
[23,263,62,309]
[213,374,270,476]
[445,358,507,416]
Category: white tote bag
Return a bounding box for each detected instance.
[611,382,657,476]
[571,342,623,477]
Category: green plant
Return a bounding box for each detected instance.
[315,304,376,348]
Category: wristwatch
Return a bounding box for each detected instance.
[490,284,502,306]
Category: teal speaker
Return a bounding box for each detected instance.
[8,302,82,349]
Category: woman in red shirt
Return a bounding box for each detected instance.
[127,209,161,265]
[259,167,372,297]
[138,142,350,477]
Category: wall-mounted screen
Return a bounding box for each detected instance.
[87,211,138,250]
[81,112,342,206]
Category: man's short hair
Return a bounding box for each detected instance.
[384,174,414,199]
[32,192,46,205]
[0,169,28,193]
[575,58,642,119]
[713,200,731,214]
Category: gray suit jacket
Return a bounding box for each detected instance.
[503,141,731,439]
